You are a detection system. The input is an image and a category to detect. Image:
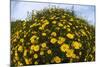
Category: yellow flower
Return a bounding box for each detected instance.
[18,45,23,52]
[24,58,30,64]
[53,56,61,63]
[67,25,70,27]
[13,59,16,63]
[31,45,40,52]
[79,51,82,55]
[72,41,82,49]
[31,45,34,50]
[63,21,66,24]
[41,43,47,48]
[70,18,74,21]
[67,28,71,32]
[66,33,74,39]
[84,26,87,30]
[47,49,52,54]
[80,29,87,36]
[56,27,60,30]
[63,25,67,29]
[51,32,57,37]
[52,21,56,24]
[42,24,46,28]
[19,30,22,32]
[76,26,78,28]
[34,61,38,65]
[58,23,63,27]
[60,43,69,52]
[23,22,26,26]
[44,20,49,25]
[62,15,66,18]
[68,23,72,26]
[30,50,33,54]
[50,16,55,20]
[15,51,18,56]
[40,51,44,56]
[42,33,46,36]
[71,54,76,58]
[57,37,65,44]
[39,27,44,30]
[31,35,37,39]
[35,19,38,22]
[30,35,37,43]
[24,34,27,38]
[50,38,57,44]
[23,50,28,57]
[66,49,76,58]
[13,39,17,42]
[20,38,24,43]
[18,61,23,66]
[33,54,38,59]
[30,23,37,28]
[32,31,37,34]
[15,56,19,61]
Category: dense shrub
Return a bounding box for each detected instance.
[11,8,95,66]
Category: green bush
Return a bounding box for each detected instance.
[11,8,95,66]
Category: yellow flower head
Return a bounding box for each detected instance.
[30,23,37,28]
[72,41,82,49]
[18,61,23,66]
[56,27,60,30]
[20,38,24,43]
[53,56,61,63]
[52,21,56,24]
[62,15,66,18]
[70,18,74,21]
[50,16,55,20]
[51,32,57,37]
[41,43,47,48]
[44,20,49,25]
[42,33,46,36]
[66,33,74,39]
[58,23,63,27]
[50,38,57,44]
[24,58,30,64]
[32,31,37,34]
[57,37,65,44]
[23,50,28,57]
[80,29,87,36]
[47,49,52,54]
[67,25,70,27]
[66,49,76,58]
[39,27,44,30]
[30,35,37,43]
[33,54,38,59]
[42,24,46,28]
[18,45,23,52]
[40,51,44,56]
[15,56,19,61]
[31,45,40,52]
[63,25,67,29]
[34,61,38,65]
[35,19,38,22]
[67,28,71,32]
[60,43,69,52]
[13,39,17,42]
[68,23,72,26]
[15,51,18,56]
[30,50,34,54]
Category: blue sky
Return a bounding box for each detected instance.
[11,0,95,25]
